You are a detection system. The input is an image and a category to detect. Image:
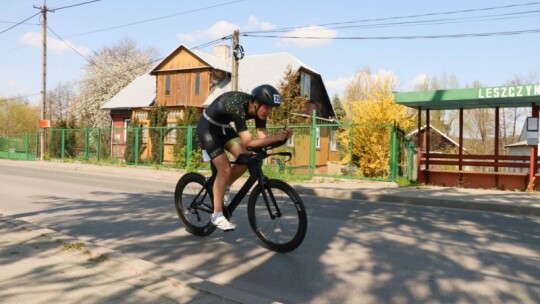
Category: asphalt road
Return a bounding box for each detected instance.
[1,161,540,303]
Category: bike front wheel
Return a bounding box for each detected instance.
[174,172,216,236]
[247,179,307,253]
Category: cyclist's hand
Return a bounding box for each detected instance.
[284,127,293,139]
[274,130,289,142]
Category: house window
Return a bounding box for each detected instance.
[165,75,171,96]
[194,72,200,96]
[330,127,337,151]
[123,119,131,143]
[142,125,149,143]
[300,72,311,100]
[165,123,176,144]
[287,133,294,147]
[316,126,320,149]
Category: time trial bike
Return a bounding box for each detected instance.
[174,142,307,253]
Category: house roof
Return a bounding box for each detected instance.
[203,52,320,106]
[103,45,333,117]
[101,73,156,110]
[407,125,463,149]
[395,84,540,110]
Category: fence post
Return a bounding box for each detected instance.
[135,127,140,165]
[159,127,164,164]
[389,124,398,181]
[61,129,65,160]
[186,126,193,169]
[310,109,317,175]
[85,128,90,161]
[97,128,102,161]
[25,132,30,160]
[35,131,39,157]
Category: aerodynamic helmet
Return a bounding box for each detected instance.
[251,84,281,107]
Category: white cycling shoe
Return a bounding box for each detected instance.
[212,215,236,231]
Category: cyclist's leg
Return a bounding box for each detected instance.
[211,153,231,214]
[225,139,248,186]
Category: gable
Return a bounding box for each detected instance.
[151,46,209,73]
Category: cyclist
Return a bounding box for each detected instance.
[197,84,293,231]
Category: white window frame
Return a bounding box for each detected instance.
[330,127,337,151]
[123,119,131,144]
[316,126,321,149]
[300,72,311,100]
[287,133,294,147]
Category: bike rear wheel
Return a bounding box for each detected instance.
[174,172,216,236]
[247,179,307,253]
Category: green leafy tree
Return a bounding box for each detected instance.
[332,94,346,122]
[124,117,143,164]
[148,105,168,164]
[269,66,307,126]
[48,117,77,158]
[173,107,203,168]
[0,97,40,136]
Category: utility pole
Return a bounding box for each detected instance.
[33,0,98,160]
[231,30,244,91]
[34,1,54,160]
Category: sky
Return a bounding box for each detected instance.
[1,0,540,105]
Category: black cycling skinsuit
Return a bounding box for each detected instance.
[197,91,266,160]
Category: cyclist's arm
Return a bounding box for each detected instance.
[238,128,289,148]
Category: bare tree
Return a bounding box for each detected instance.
[413,72,460,136]
[47,81,77,123]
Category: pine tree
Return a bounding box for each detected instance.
[148,105,168,164]
[268,66,307,126]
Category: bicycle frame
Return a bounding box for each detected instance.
[204,152,286,219]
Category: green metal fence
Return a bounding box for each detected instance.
[1,122,408,182]
[0,132,39,160]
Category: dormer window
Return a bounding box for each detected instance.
[195,72,200,96]
[165,75,171,96]
[300,72,311,100]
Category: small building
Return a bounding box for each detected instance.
[505,122,540,173]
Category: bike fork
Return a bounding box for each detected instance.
[258,178,282,219]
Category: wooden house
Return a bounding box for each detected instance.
[102,44,337,166]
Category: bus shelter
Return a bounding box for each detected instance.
[395,84,540,191]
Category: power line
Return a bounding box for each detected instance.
[63,0,244,39]
[243,1,540,35]
[52,0,101,11]
[0,12,41,36]
[243,28,540,41]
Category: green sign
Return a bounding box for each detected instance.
[478,84,540,99]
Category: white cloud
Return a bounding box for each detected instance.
[326,69,401,97]
[247,16,276,31]
[279,26,337,47]
[326,76,355,96]
[177,21,240,43]
[408,73,430,90]
[21,32,92,56]
[7,79,19,87]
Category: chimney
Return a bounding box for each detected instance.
[214,45,231,60]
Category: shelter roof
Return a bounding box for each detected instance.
[395,84,540,110]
